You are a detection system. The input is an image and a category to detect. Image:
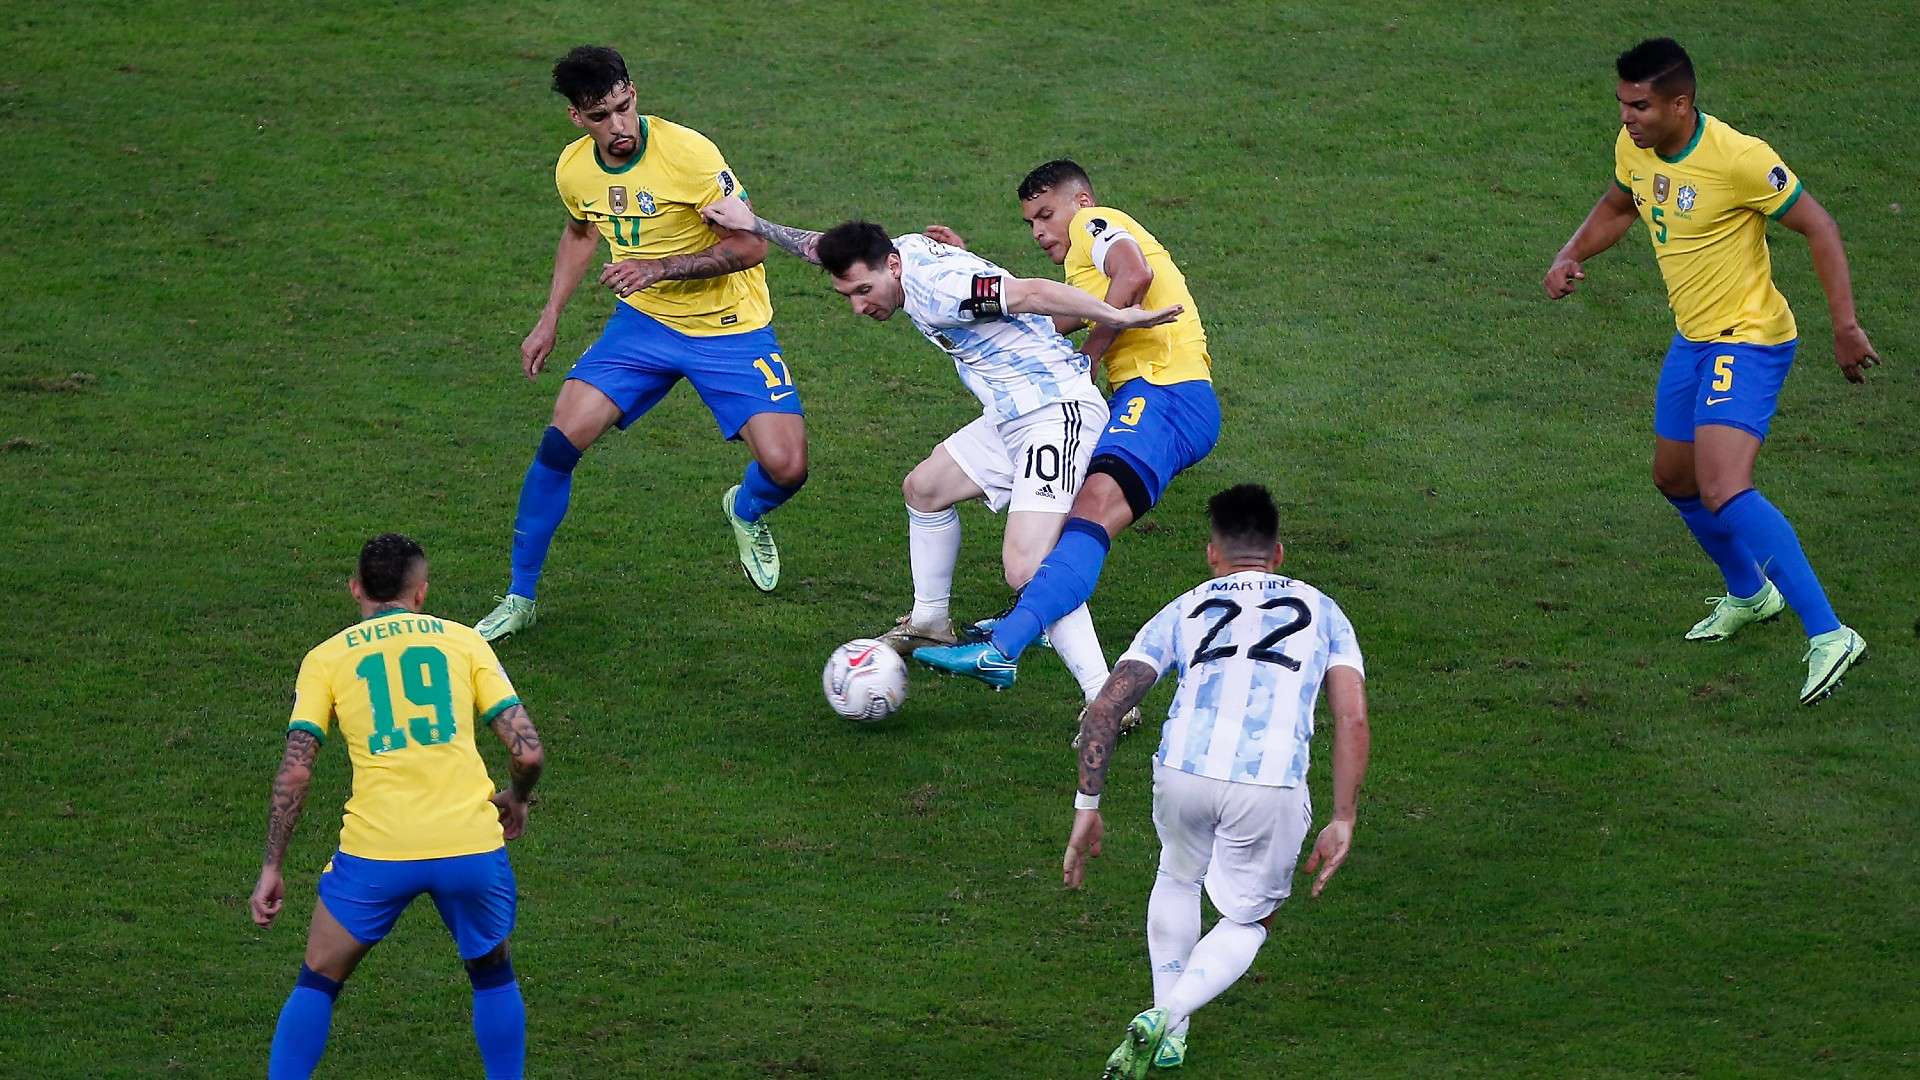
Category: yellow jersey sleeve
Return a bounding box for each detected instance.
[470,635,521,723]
[1730,142,1803,220]
[288,646,335,743]
[1613,129,1635,192]
[1065,206,1211,387]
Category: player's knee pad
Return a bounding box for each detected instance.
[296,964,346,1000]
[1087,454,1152,521]
[536,426,584,473]
[465,945,516,991]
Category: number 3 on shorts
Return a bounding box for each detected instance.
[1118,396,1146,426]
[753,354,793,391]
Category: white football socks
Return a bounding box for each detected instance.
[1164,918,1268,1032]
[1147,872,1203,1037]
[1047,604,1109,701]
[907,506,961,628]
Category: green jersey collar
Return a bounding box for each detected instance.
[594,116,650,174]
[1659,110,1705,164]
[358,605,414,624]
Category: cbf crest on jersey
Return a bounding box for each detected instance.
[1653,174,1670,204]
[608,186,627,214]
[637,191,657,215]
[1676,184,1698,215]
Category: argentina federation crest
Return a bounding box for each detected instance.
[608,186,627,214]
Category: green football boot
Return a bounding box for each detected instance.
[1152,1030,1187,1069]
[1800,625,1866,705]
[1686,582,1785,641]
[476,594,536,642]
[1101,1007,1169,1080]
[722,485,780,592]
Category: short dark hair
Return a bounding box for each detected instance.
[817,221,895,277]
[1208,484,1280,552]
[358,533,426,603]
[1017,159,1093,202]
[552,45,630,108]
[1616,38,1695,99]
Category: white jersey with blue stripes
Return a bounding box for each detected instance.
[1120,571,1364,788]
[893,232,1101,424]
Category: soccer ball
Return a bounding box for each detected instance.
[823,639,907,722]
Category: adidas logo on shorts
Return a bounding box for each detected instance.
[1036,484,1056,499]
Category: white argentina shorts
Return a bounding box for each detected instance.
[943,395,1106,515]
[1152,759,1315,925]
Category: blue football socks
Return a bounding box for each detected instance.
[990,517,1112,659]
[469,960,526,1080]
[1714,488,1840,636]
[268,965,342,1080]
[507,427,584,601]
[1667,494,1766,599]
[732,460,804,524]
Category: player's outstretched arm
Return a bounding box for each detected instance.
[487,704,544,840]
[1004,276,1182,333]
[250,729,320,928]
[1778,192,1881,383]
[1063,659,1162,889]
[1544,185,1638,299]
[599,225,769,299]
[524,218,602,379]
[700,195,823,265]
[1303,666,1369,898]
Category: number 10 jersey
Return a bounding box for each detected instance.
[1119,571,1364,788]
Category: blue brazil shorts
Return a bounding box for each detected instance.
[1091,377,1222,508]
[568,303,803,439]
[317,847,516,960]
[1653,333,1798,443]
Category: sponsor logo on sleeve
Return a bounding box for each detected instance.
[1087,217,1109,237]
[1767,165,1789,192]
[718,169,737,197]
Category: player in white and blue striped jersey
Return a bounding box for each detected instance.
[1062,484,1372,1078]
[700,196,1182,722]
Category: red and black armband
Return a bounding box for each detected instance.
[957,273,1005,320]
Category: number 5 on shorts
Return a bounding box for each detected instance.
[1712,355,1734,392]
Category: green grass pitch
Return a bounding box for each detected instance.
[3,2,1916,1076]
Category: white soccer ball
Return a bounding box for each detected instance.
[823,638,907,722]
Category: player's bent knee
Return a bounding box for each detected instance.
[465,942,515,990]
[1085,456,1151,523]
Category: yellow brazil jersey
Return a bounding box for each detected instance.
[288,609,520,861]
[1614,112,1804,345]
[1063,206,1211,386]
[556,116,772,336]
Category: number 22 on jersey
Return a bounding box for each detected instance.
[355,646,458,754]
[1187,597,1312,671]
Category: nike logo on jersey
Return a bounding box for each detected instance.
[771,390,795,402]
[1706,395,1731,405]
[582,198,598,207]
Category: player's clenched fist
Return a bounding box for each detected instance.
[599,258,667,298]
[521,319,558,379]
[700,195,754,233]
[1543,257,1586,299]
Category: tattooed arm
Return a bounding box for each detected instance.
[1063,659,1162,889]
[597,227,770,298]
[250,729,320,928]
[699,196,823,265]
[1074,660,1161,797]
[488,703,544,840]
